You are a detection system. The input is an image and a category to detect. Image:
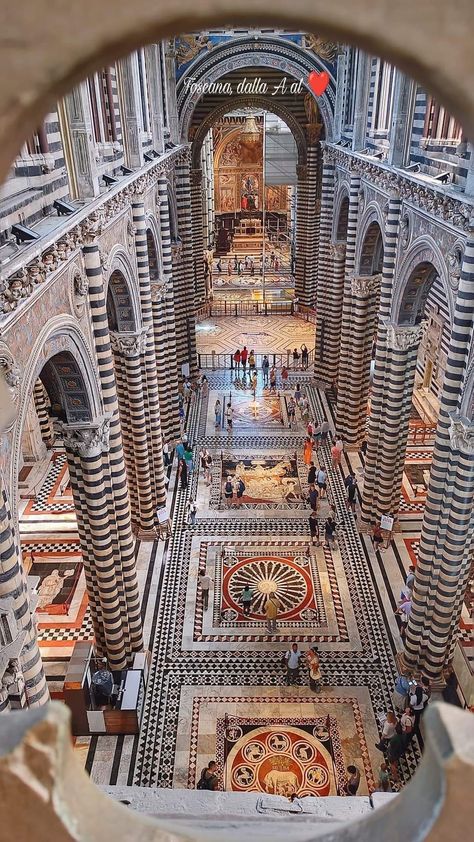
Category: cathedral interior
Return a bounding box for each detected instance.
[0,18,473,835]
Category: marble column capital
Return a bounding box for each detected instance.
[61,415,111,457]
[386,320,425,351]
[449,413,474,455]
[350,273,381,297]
[110,326,151,357]
[80,211,104,245]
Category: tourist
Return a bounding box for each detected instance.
[325,516,337,549]
[163,439,171,467]
[285,643,302,685]
[372,523,385,551]
[287,397,297,429]
[250,258,255,276]
[199,571,212,611]
[281,365,289,388]
[331,439,342,470]
[176,439,185,462]
[303,436,313,465]
[375,711,398,751]
[270,250,275,267]
[405,565,416,594]
[316,465,327,498]
[251,369,258,396]
[241,584,253,616]
[200,374,209,397]
[238,259,242,275]
[301,344,309,370]
[392,671,412,712]
[226,402,233,432]
[294,382,302,403]
[376,762,391,793]
[233,348,241,373]
[387,724,405,782]
[214,399,222,429]
[335,436,344,455]
[307,420,314,438]
[244,255,249,270]
[187,499,197,526]
[183,378,191,403]
[409,677,431,732]
[344,471,358,512]
[400,706,415,746]
[269,366,277,393]
[442,665,462,707]
[216,258,222,273]
[300,397,310,424]
[184,443,194,473]
[395,593,412,641]
[249,349,256,370]
[262,355,269,386]
[306,646,322,692]
[204,450,213,485]
[313,421,322,449]
[265,593,280,635]
[179,459,188,490]
[235,476,246,507]
[308,486,319,513]
[234,255,238,271]
[309,510,320,546]
[344,766,361,796]
[178,402,185,428]
[292,347,300,368]
[227,259,232,275]
[241,346,248,373]
[197,760,219,791]
[224,476,234,507]
[307,461,317,487]
[321,419,331,443]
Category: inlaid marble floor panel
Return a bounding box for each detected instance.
[195,316,316,356]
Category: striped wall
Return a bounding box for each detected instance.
[157,173,181,443]
[415,275,451,398]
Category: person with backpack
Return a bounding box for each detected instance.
[224,476,234,507]
[197,760,219,791]
[235,476,246,507]
[248,349,256,370]
[262,355,270,386]
[409,677,431,732]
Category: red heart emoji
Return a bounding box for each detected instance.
[308,70,329,96]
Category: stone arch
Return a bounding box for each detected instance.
[178,36,336,144]
[9,316,102,517]
[460,357,474,421]
[333,188,349,242]
[392,236,454,327]
[356,214,384,276]
[104,247,141,331]
[167,180,179,242]
[145,215,162,282]
[190,96,308,169]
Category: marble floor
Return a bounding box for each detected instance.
[195,315,316,356]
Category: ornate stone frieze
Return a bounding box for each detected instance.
[110,327,150,357]
[400,213,411,250]
[150,281,166,303]
[447,244,463,290]
[351,274,381,297]
[0,345,21,400]
[127,219,136,252]
[329,242,346,260]
[72,270,88,317]
[387,321,426,351]
[61,416,111,457]
[449,413,474,455]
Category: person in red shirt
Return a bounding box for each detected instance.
[241,346,248,373]
[233,349,241,374]
[331,442,341,470]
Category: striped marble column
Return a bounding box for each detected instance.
[175,157,198,378]
[82,235,143,659]
[33,379,54,447]
[336,172,361,425]
[403,229,474,682]
[62,417,131,667]
[302,144,320,308]
[132,196,167,516]
[0,472,48,707]
[112,352,139,523]
[157,173,181,442]
[190,168,206,308]
[294,164,308,304]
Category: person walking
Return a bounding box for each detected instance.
[316,465,327,498]
[308,486,319,513]
[216,258,222,273]
[241,346,248,373]
[214,399,222,429]
[187,499,197,526]
[235,476,246,507]
[395,594,412,641]
[176,439,185,462]
[163,440,171,467]
[233,349,241,374]
[344,471,358,512]
[248,349,256,371]
[262,355,269,386]
[292,347,300,369]
[387,724,405,782]
[400,706,415,746]
[241,584,253,616]
[266,593,280,635]
[226,402,233,432]
[331,440,342,470]
[303,436,313,466]
[313,422,322,450]
[306,646,322,692]
[375,711,398,751]
[285,643,302,685]
[224,476,234,507]
[287,397,297,429]
[392,672,412,712]
[204,450,213,485]
[344,766,361,796]
[199,571,212,610]
[184,443,194,474]
[301,344,309,370]
[307,461,317,487]
[269,366,277,393]
[251,369,258,396]
[321,419,330,443]
[409,677,431,733]
[281,365,289,388]
[325,516,337,549]
[309,510,320,546]
[179,459,188,490]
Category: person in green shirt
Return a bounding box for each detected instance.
[241,584,253,616]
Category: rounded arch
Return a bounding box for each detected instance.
[104,246,141,332]
[333,187,349,243]
[191,96,307,169]
[356,213,384,276]
[392,236,454,327]
[178,36,336,144]
[9,315,102,517]
[167,179,179,242]
[145,221,161,282]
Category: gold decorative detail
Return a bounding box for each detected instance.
[303,34,339,62]
[176,34,211,67]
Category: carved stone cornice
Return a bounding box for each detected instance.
[329,242,346,261]
[350,274,381,297]
[110,327,150,357]
[387,321,426,351]
[60,416,111,458]
[448,413,474,455]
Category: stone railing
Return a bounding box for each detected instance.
[324,143,473,233]
[0,144,190,322]
[0,702,473,840]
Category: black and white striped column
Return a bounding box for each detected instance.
[403,228,474,682]
[294,164,308,304]
[295,147,321,308]
[33,379,54,447]
[82,236,143,660]
[190,167,206,308]
[157,173,181,442]
[336,172,361,429]
[0,472,48,707]
[175,157,198,378]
